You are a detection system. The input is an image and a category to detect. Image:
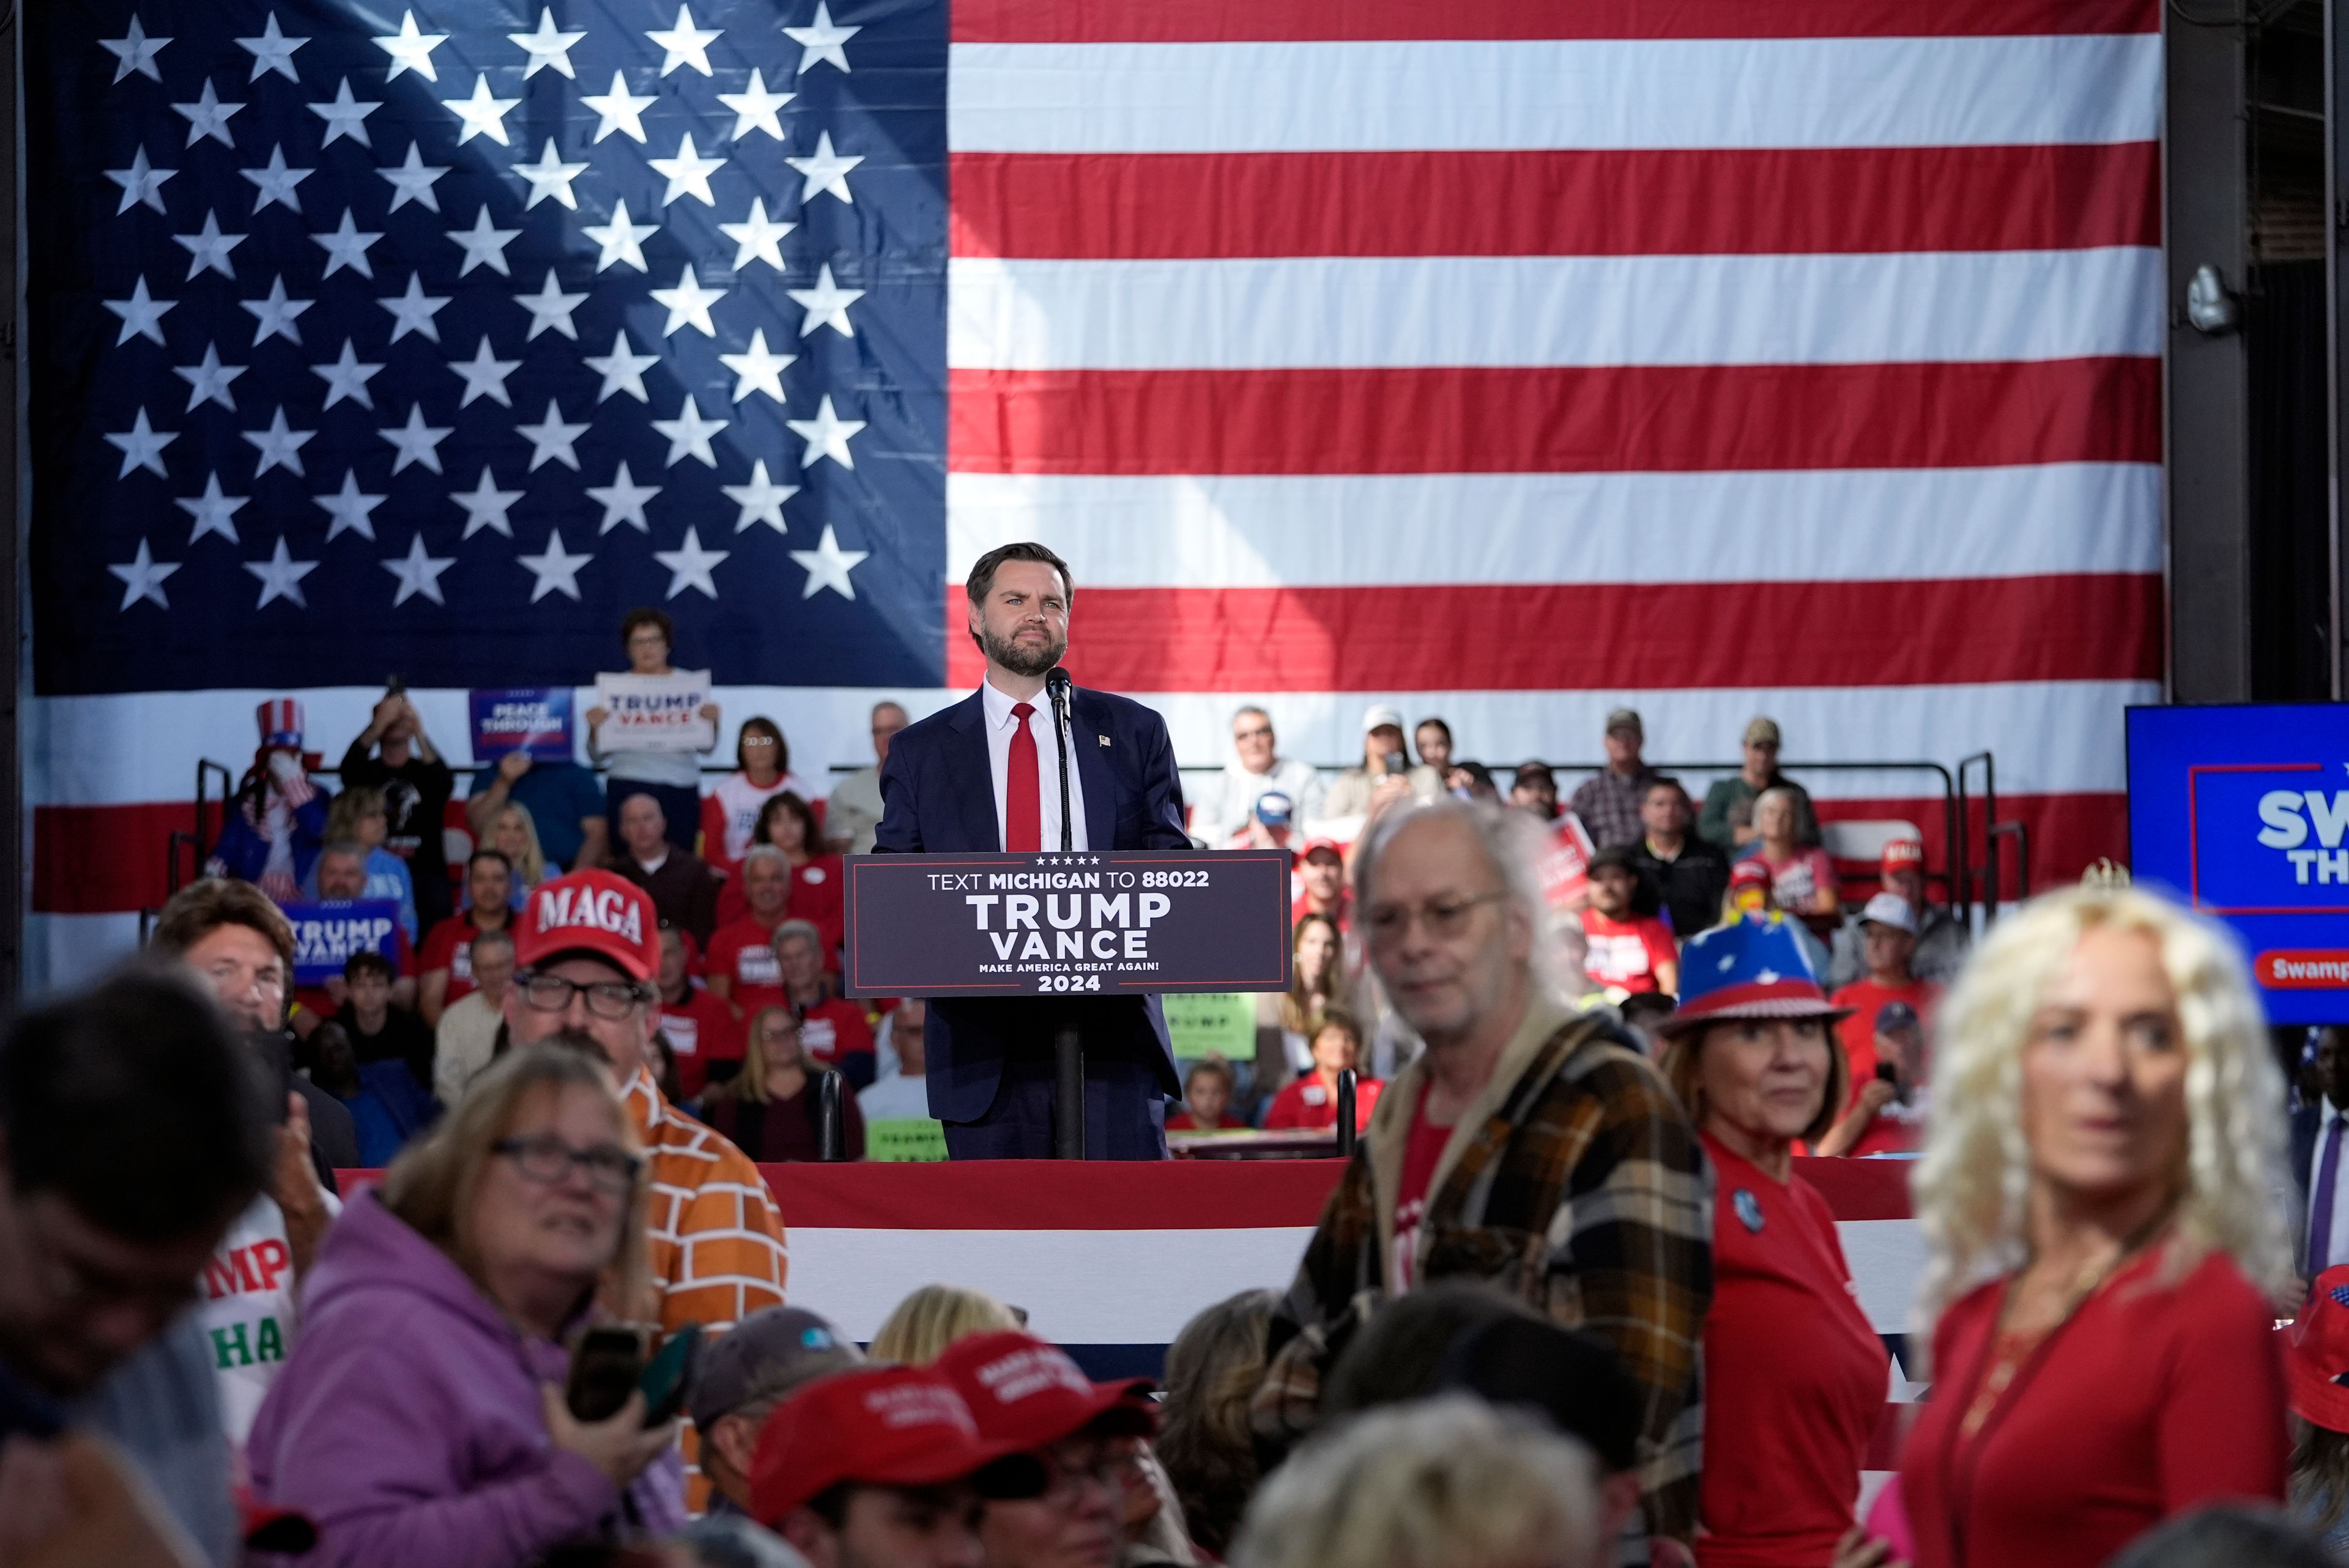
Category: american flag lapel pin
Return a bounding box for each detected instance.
[1098,734,1112,747]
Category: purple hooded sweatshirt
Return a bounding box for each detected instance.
[247,1191,685,1568]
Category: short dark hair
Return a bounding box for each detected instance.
[344,949,396,985]
[752,791,821,853]
[1313,1005,1364,1051]
[1644,775,1688,802]
[1,967,271,1243]
[620,607,674,649]
[1184,1056,1234,1092]
[468,848,513,876]
[152,878,295,967]
[1512,763,1556,790]
[965,542,1072,606]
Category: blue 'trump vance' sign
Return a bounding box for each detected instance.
[2129,704,2349,1024]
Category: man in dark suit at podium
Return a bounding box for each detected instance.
[875,542,1190,1159]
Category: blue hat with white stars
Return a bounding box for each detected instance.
[1657,913,1850,1038]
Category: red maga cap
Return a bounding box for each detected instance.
[1727,859,1773,892]
[1880,838,1926,871]
[933,1331,1156,1451]
[2287,1267,2349,1433]
[512,870,661,983]
[749,1366,1034,1525]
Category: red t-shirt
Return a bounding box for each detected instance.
[1899,1246,2287,1568]
[706,914,785,1018]
[418,913,508,1007]
[656,983,742,1099]
[1581,909,1679,994]
[1263,1074,1381,1133]
[798,996,874,1072]
[1390,1089,1452,1291]
[1829,977,1941,1106]
[1693,1133,1886,1568]
[1289,886,1351,936]
[713,857,847,965]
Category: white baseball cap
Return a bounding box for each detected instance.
[1860,892,1918,934]
[1362,704,1405,733]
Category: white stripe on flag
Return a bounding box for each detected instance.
[946,251,2163,371]
[946,35,2162,153]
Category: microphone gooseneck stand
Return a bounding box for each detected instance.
[1046,668,1086,1159]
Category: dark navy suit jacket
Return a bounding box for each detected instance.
[874,684,1190,1123]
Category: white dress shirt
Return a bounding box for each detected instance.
[981,675,1089,852]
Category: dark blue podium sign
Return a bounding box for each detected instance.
[842,850,1293,999]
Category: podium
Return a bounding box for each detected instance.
[843,849,1293,1156]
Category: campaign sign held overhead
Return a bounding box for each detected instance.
[2128,704,2349,1023]
[470,687,574,763]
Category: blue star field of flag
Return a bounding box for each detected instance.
[28,0,946,694]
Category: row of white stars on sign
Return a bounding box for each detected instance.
[102,5,859,92]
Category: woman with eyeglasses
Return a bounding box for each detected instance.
[247,1043,686,1566]
[699,716,821,887]
[584,607,721,856]
[700,1005,867,1161]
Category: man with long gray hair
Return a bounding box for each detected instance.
[1252,799,1710,1562]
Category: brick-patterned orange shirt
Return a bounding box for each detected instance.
[619,1068,789,1331]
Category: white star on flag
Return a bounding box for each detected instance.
[177,475,247,545]
[307,78,379,149]
[718,68,793,140]
[236,14,306,83]
[452,468,524,538]
[650,266,725,336]
[652,396,728,468]
[243,407,315,478]
[448,207,521,276]
[722,459,797,533]
[383,534,457,605]
[380,273,451,343]
[313,341,382,410]
[171,81,243,149]
[177,345,246,412]
[105,277,175,347]
[514,270,588,340]
[719,198,793,271]
[173,212,245,280]
[242,276,309,345]
[445,75,520,146]
[109,539,179,610]
[719,328,794,403]
[786,131,861,204]
[241,146,309,212]
[784,2,859,74]
[582,70,656,143]
[788,262,863,336]
[106,148,174,215]
[514,140,590,210]
[787,395,864,470]
[381,405,453,475]
[516,401,589,471]
[649,133,725,207]
[584,331,659,402]
[448,337,521,407]
[311,209,382,279]
[510,9,588,78]
[654,526,728,599]
[582,197,658,272]
[587,461,662,533]
[790,523,867,598]
[245,537,319,610]
[314,470,387,541]
[104,409,174,479]
[518,528,592,601]
[380,144,451,212]
[647,5,722,76]
[374,11,448,81]
[100,15,171,84]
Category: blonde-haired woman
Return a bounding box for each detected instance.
[701,1005,866,1161]
[313,783,419,940]
[869,1282,1021,1365]
[1895,884,2293,1568]
[486,800,550,908]
[248,1044,684,1564]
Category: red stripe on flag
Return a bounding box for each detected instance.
[944,576,2159,692]
[950,144,2161,260]
[33,802,196,915]
[953,0,2154,42]
[947,359,2161,476]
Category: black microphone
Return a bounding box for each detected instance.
[1045,667,1075,852]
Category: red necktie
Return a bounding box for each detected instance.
[1006,701,1042,851]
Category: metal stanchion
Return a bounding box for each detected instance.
[1335,1068,1358,1157]
[1054,1027,1085,1159]
[817,1071,844,1161]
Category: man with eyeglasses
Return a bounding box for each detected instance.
[934,1331,1157,1568]
[1254,799,1710,1566]
[505,869,787,1337]
[1195,706,1324,848]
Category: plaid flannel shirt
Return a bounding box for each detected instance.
[1253,994,1712,1549]
[1570,766,1660,849]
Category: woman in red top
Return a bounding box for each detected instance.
[716,791,844,960]
[1893,884,2294,1568]
[1655,915,1884,1568]
[1263,1005,1380,1133]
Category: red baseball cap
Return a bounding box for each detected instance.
[2287,1267,2349,1432]
[1728,859,1772,892]
[749,1366,1044,1525]
[1298,837,1345,864]
[933,1331,1157,1451]
[1881,838,1926,872]
[513,870,661,983]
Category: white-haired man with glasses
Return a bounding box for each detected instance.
[1253,799,1711,1566]
[505,869,787,1336]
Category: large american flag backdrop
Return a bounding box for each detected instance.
[23,0,2161,982]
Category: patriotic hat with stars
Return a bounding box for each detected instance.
[1656,913,1850,1039]
[2285,1267,2349,1432]
[255,698,305,750]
